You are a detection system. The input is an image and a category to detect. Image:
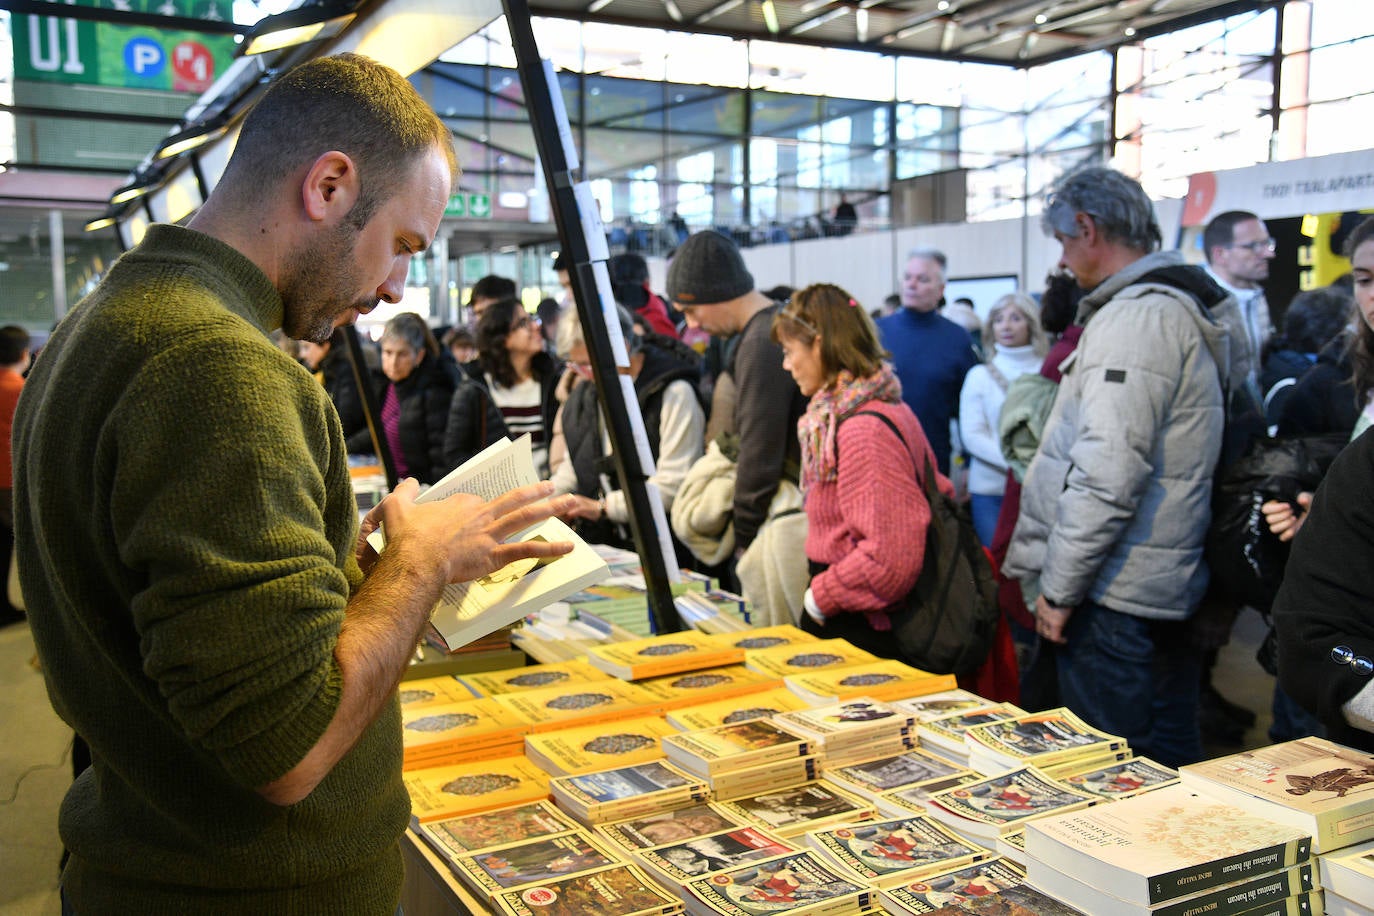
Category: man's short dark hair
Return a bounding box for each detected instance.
[1278,288,1352,355]
[0,325,30,365]
[220,53,457,229]
[1202,210,1261,264]
[469,274,517,304]
[1042,167,1161,253]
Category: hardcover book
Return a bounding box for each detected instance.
[741,639,879,678]
[962,707,1129,771]
[525,715,677,777]
[1021,784,1314,905]
[368,436,610,653]
[457,658,610,697]
[632,665,779,710]
[665,688,811,732]
[783,661,957,705]
[634,826,796,886]
[404,755,550,823]
[451,830,621,896]
[587,630,746,681]
[662,719,811,778]
[1178,736,1374,853]
[596,802,744,851]
[492,678,660,733]
[878,857,1027,915]
[489,862,685,916]
[715,780,876,839]
[550,760,709,824]
[1055,755,1179,799]
[1027,857,1317,916]
[702,624,819,652]
[925,766,1099,840]
[418,800,580,862]
[805,815,993,887]
[680,850,875,916]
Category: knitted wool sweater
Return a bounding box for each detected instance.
[13,224,406,914]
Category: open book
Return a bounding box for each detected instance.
[368,436,610,653]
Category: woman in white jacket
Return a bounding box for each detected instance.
[959,292,1047,545]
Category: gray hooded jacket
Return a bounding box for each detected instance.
[1004,250,1243,620]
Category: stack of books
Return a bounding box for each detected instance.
[773,697,918,766]
[524,714,679,776]
[822,747,977,805]
[804,814,994,888]
[914,702,1026,767]
[455,658,611,697]
[491,677,661,733]
[403,755,551,824]
[633,824,796,891]
[416,799,581,865]
[879,857,1039,914]
[632,664,779,711]
[894,688,998,722]
[1022,784,1318,916]
[679,850,876,915]
[586,630,746,680]
[713,781,876,839]
[399,696,530,770]
[961,707,1130,776]
[398,673,481,710]
[1053,756,1179,801]
[923,765,1100,843]
[783,659,957,705]
[702,624,817,652]
[673,587,751,631]
[594,802,746,854]
[549,760,710,826]
[661,718,817,800]
[1319,838,1374,916]
[742,638,878,678]
[664,687,811,731]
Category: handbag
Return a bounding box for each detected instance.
[841,411,1000,676]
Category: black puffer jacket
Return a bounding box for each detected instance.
[318,345,367,443]
[443,369,510,470]
[1276,335,1357,439]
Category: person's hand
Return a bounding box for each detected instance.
[559,494,604,522]
[1034,595,1074,645]
[1262,491,1313,542]
[375,479,576,583]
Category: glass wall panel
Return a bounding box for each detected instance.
[585,76,665,128]
[751,91,823,138]
[666,87,745,136]
[418,63,487,119]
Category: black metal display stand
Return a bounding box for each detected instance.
[500,0,682,634]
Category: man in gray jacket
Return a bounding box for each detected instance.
[1004,167,1245,768]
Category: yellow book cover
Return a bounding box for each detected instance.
[665,688,811,731]
[632,665,779,710]
[398,675,478,710]
[587,630,745,680]
[492,678,661,733]
[715,780,876,839]
[963,707,1129,769]
[402,740,526,772]
[784,661,958,705]
[925,765,1099,840]
[401,697,529,757]
[1053,756,1178,799]
[457,659,610,697]
[525,715,678,776]
[742,639,878,678]
[489,862,685,916]
[701,625,818,652]
[405,756,550,823]
[662,719,812,777]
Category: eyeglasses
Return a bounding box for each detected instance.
[1230,238,1277,255]
[509,314,539,332]
[1331,645,1374,677]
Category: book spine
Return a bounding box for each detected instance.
[1150,838,1312,905]
[1152,862,1315,916]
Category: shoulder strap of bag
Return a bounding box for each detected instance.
[840,410,940,504]
[983,361,1010,393]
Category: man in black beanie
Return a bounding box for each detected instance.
[666,230,807,555]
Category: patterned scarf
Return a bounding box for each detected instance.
[798,363,903,494]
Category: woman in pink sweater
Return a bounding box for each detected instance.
[772,283,955,659]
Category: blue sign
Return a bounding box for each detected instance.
[123,36,164,79]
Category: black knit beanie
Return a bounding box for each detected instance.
[665,230,755,306]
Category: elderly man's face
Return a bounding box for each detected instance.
[901,257,945,313]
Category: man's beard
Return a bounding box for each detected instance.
[279,223,374,343]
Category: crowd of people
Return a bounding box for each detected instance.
[9,51,1374,912]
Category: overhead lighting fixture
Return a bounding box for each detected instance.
[154,116,231,161]
[761,0,780,34]
[84,212,119,233]
[237,2,357,57]
[110,178,157,206]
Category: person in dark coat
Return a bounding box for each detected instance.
[1261,286,1353,429]
[299,327,368,446]
[442,369,509,470]
[347,312,455,484]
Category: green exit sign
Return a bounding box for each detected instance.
[446,192,492,219]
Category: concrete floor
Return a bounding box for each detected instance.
[0,607,1281,912]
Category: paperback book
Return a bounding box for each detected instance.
[742,639,879,678]
[633,665,779,710]
[1179,736,1374,853]
[457,658,610,697]
[1021,784,1314,905]
[1027,857,1318,916]
[876,775,985,820]
[451,830,621,897]
[662,719,812,778]
[915,704,1026,765]
[894,690,995,723]
[962,707,1129,773]
[994,830,1025,866]
[525,715,678,777]
[596,802,744,852]
[404,755,550,823]
[703,625,818,652]
[587,630,746,680]
[708,755,821,802]
[492,678,661,733]
[417,800,580,862]
[891,882,1086,915]
[634,826,796,887]
[925,766,1099,840]
[489,862,685,916]
[680,850,875,916]
[823,749,971,802]
[1055,755,1179,800]
[400,697,529,768]
[805,815,993,887]
[773,697,917,751]
[878,856,1027,915]
[368,435,611,652]
[665,688,811,732]
[398,674,478,709]
[550,760,709,825]
[1317,837,1374,908]
[715,780,876,839]
[783,661,957,706]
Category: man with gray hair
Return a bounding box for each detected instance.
[1004,167,1245,767]
[877,247,979,474]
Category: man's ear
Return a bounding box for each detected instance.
[1076,211,1098,245]
[301,151,359,222]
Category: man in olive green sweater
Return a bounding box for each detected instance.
[13,55,573,915]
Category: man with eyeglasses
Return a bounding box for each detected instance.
[1203,210,1276,394]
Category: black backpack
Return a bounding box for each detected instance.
[839,411,1000,676]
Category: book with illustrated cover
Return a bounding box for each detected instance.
[634,826,796,887]
[457,659,610,697]
[666,688,811,732]
[1027,857,1317,916]
[1037,746,1136,780]
[633,665,780,710]
[587,630,746,681]
[784,661,957,706]
[1179,736,1374,854]
[489,862,685,916]
[550,760,709,824]
[525,715,678,777]
[823,750,971,801]
[963,707,1129,773]
[925,766,1099,840]
[878,857,1028,914]
[367,436,611,653]
[742,639,879,679]
[596,802,744,852]
[1319,837,1374,907]
[715,781,876,839]
[662,719,811,778]
[400,697,529,766]
[451,830,621,897]
[773,698,916,750]
[702,625,818,652]
[1054,756,1179,799]
[915,704,1026,764]
[398,674,478,709]
[876,775,984,820]
[404,755,550,823]
[417,800,580,862]
[680,850,875,916]
[893,882,1086,915]
[493,678,661,732]
[709,756,821,802]
[805,815,992,887]
[894,690,993,723]
[1021,784,1313,905]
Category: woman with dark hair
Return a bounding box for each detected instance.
[347,312,454,484]
[771,282,953,659]
[471,298,562,477]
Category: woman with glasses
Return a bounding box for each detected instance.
[771,283,953,658]
[468,298,562,477]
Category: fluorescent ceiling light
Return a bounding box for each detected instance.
[238,3,357,57]
[155,117,231,161]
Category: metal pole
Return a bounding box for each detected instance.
[49,209,68,321]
